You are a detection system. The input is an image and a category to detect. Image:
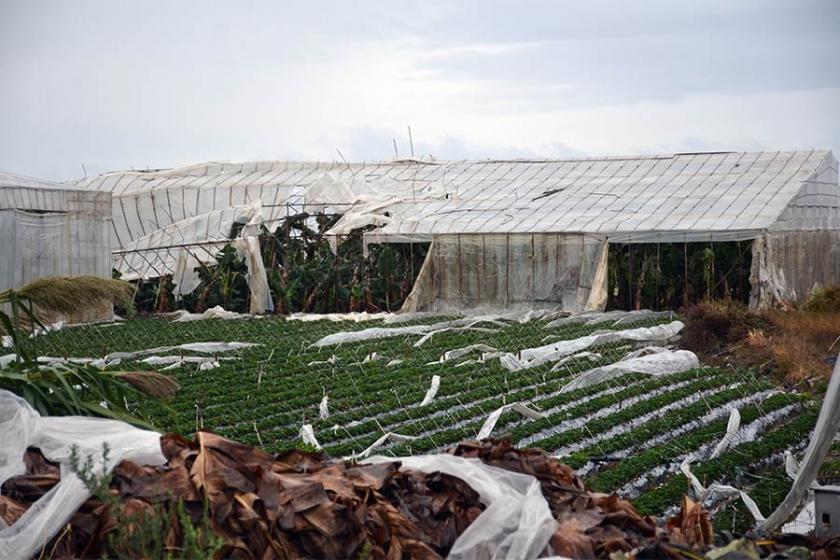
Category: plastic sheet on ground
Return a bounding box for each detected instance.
[419,375,441,407]
[105,341,259,361]
[477,402,545,440]
[501,320,686,372]
[0,390,164,560]
[299,423,322,450]
[345,432,417,462]
[310,316,506,348]
[711,409,741,459]
[366,454,558,560]
[545,309,674,329]
[559,348,699,393]
[442,343,499,363]
[319,395,330,419]
[761,349,840,532]
[171,306,258,322]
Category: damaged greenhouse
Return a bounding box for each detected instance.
[65,150,840,315]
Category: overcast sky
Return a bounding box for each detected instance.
[2,0,839,181]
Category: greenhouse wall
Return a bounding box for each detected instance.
[750,230,840,308]
[402,233,608,312]
[0,187,112,293]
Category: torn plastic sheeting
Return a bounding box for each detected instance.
[105,341,259,361]
[299,424,322,450]
[319,395,329,420]
[419,375,441,407]
[477,402,545,441]
[549,352,602,372]
[681,455,766,522]
[504,321,685,372]
[171,305,259,322]
[311,324,434,347]
[198,361,220,371]
[344,432,417,462]
[0,390,165,560]
[619,346,671,361]
[140,355,231,366]
[233,235,274,314]
[761,349,840,532]
[115,201,260,289]
[785,451,801,480]
[583,240,609,312]
[711,409,741,459]
[442,343,499,362]
[310,315,511,348]
[559,349,699,393]
[545,309,673,329]
[286,310,447,324]
[307,355,338,367]
[413,326,499,348]
[365,454,558,560]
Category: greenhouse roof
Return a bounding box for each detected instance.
[73,150,838,246]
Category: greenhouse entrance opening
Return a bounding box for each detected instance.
[606,241,753,311]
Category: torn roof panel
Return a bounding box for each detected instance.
[69,150,838,248]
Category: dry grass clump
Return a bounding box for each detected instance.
[115,371,180,400]
[683,296,840,386]
[17,276,134,315]
[802,285,840,313]
[681,300,770,352]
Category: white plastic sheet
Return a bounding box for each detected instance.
[344,432,417,461]
[559,349,699,393]
[105,341,259,361]
[710,409,741,459]
[0,390,165,560]
[442,344,499,363]
[365,454,558,560]
[311,316,506,348]
[319,395,330,420]
[171,306,258,322]
[502,321,686,372]
[477,402,545,440]
[761,349,840,532]
[299,423,322,450]
[419,375,441,407]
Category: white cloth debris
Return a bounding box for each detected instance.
[419,375,441,407]
[299,424,322,450]
[442,344,499,363]
[559,349,699,393]
[171,306,258,322]
[310,316,508,348]
[0,390,165,560]
[319,395,330,420]
[344,432,417,462]
[477,402,545,440]
[682,454,766,522]
[711,409,741,459]
[761,349,840,532]
[549,352,602,372]
[105,341,259,361]
[502,321,686,372]
[365,454,557,560]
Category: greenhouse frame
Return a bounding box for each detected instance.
[65,149,840,312]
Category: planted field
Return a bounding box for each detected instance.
[32,312,814,528]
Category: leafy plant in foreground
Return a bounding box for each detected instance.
[0,276,178,428]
